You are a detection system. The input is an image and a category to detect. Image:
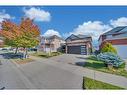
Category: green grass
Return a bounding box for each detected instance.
[83,77,124,89]
[84,55,127,78]
[31,52,62,58]
[13,58,34,64]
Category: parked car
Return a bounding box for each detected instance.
[2,48,8,51]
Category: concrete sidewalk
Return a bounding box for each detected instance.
[30,55,127,89]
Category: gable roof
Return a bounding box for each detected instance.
[98,26,127,41]
[103,26,127,35]
[65,34,91,41]
[41,35,64,41]
[48,35,64,40]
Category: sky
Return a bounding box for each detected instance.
[1,6,127,46]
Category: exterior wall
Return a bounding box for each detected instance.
[98,35,106,46]
[105,38,127,45]
[99,32,127,43]
[0,36,4,47]
[45,44,55,52]
[52,38,65,52]
[106,35,112,39]
[113,45,127,59]
[66,38,91,44]
[112,32,127,39]
[39,36,65,53]
[99,38,127,48]
[0,39,4,47]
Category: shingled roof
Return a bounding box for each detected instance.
[42,35,64,41]
[103,26,127,35]
[65,34,92,41]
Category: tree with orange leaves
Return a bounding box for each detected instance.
[0,18,40,58]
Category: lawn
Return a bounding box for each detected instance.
[12,58,34,64]
[84,55,127,78]
[31,52,62,58]
[83,77,124,89]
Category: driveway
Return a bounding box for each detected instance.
[49,54,87,65]
[30,54,127,89]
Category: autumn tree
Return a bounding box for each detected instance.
[0,20,22,53]
[0,18,40,58]
[101,42,117,54]
[19,18,40,58]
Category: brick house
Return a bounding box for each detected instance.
[98,26,127,59]
[38,35,65,53]
[65,34,92,55]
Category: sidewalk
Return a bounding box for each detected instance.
[30,55,127,89]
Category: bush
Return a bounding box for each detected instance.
[94,50,100,56]
[97,52,124,68]
[51,52,61,56]
[101,42,117,54]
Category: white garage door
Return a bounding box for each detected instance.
[113,45,127,59]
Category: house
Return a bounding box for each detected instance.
[0,36,4,48]
[65,34,92,55]
[38,35,65,53]
[99,26,127,59]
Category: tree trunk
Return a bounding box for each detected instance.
[15,47,18,54]
[25,48,28,59]
[23,48,28,59]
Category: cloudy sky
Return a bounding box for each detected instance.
[1,6,127,46]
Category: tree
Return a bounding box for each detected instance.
[100,42,117,54]
[0,18,40,58]
[18,18,40,58]
[0,20,22,53]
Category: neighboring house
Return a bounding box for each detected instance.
[0,36,4,48]
[65,34,92,55]
[99,26,127,59]
[38,35,65,53]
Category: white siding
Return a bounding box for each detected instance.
[113,45,127,59]
[113,32,127,39]
[106,35,112,39]
[106,33,127,40]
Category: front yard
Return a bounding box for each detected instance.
[84,55,127,78]
[12,58,34,64]
[31,52,62,58]
[83,77,124,89]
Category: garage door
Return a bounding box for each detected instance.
[113,45,127,59]
[67,45,87,55]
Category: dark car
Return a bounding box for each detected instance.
[2,48,7,51]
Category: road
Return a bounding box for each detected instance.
[0,53,82,89]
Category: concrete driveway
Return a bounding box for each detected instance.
[49,54,87,65]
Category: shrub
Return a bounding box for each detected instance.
[51,52,61,56]
[94,50,100,56]
[101,42,117,54]
[97,52,124,68]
